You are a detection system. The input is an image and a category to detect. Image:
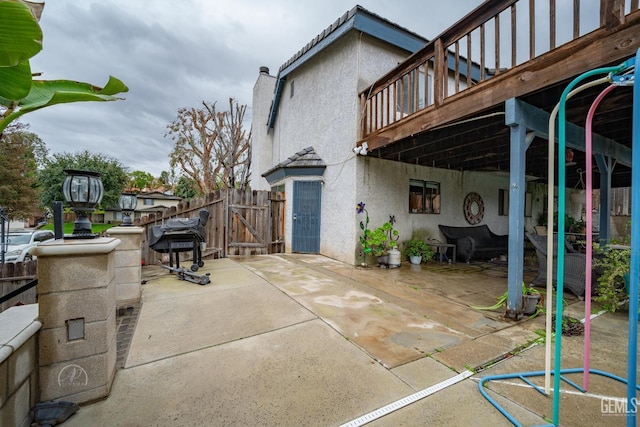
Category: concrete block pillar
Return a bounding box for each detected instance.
[107,226,143,306]
[33,237,121,405]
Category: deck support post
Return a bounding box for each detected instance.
[594,154,614,245]
[505,99,532,318]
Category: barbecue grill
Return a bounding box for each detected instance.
[149,209,209,272]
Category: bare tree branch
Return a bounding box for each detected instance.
[166,98,252,194]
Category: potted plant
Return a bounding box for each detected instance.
[553,212,585,233]
[368,221,399,266]
[356,202,372,267]
[404,239,434,265]
[593,244,631,313]
[534,213,547,236]
[470,282,542,316]
[356,202,400,268]
[522,283,542,315]
[568,216,586,233]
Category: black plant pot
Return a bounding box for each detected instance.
[377,254,389,267]
[523,294,541,315]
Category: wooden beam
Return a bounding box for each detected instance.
[529,0,535,59]
[506,98,631,166]
[574,0,580,38]
[550,0,556,49]
[434,39,444,106]
[600,0,625,29]
[363,12,640,151]
[511,4,517,66]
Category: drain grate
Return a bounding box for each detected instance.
[340,370,474,426]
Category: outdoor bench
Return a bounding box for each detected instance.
[438,224,508,263]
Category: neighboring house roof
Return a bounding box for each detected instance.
[137,191,182,201]
[266,5,428,129]
[104,191,183,212]
[137,205,172,212]
[262,146,326,184]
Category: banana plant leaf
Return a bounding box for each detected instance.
[0,0,43,67]
[0,1,128,134]
[0,76,129,133]
[0,0,43,100]
[0,60,32,100]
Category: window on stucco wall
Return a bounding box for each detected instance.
[409,179,440,214]
[498,189,532,217]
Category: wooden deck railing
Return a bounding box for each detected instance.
[360,0,639,139]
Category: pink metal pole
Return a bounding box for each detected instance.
[583,84,616,390]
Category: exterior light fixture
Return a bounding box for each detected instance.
[62,169,104,238]
[565,148,576,166]
[352,141,368,156]
[119,193,137,226]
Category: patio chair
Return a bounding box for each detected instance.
[525,232,590,298]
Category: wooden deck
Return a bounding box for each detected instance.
[359,0,640,188]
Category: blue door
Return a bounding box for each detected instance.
[292,181,321,253]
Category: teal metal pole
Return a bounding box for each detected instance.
[554,64,624,426]
[626,49,639,427]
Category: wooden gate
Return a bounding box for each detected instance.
[226,190,285,256]
[138,189,285,265]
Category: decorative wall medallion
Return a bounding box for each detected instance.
[464,192,484,224]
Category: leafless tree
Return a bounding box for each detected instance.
[165,98,251,194]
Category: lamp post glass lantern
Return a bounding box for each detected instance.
[119,193,137,226]
[62,169,104,237]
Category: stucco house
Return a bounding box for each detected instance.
[251,5,550,265]
[103,191,183,223]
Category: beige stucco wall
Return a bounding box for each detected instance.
[250,70,277,191]
[107,226,143,306]
[250,27,556,265]
[353,158,515,256]
[254,32,416,264]
[0,305,40,427]
[34,238,119,405]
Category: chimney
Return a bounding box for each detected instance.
[259,66,270,75]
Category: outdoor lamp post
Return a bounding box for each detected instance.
[62,169,104,238]
[119,193,137,226]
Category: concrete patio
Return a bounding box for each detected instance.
[61,254,637,426]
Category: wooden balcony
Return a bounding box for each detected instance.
[359,0,640,188]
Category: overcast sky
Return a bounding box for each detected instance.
[25,0,485,177]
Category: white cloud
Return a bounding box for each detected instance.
[23,0,484,176]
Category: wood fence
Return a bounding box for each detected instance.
[0,261,37,313]
[0,189,285,311]
[137,189,286,266]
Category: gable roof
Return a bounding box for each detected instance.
[266,5,428,129]
[262,146,326,184]
[278,5,427,76]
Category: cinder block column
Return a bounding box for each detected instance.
[107,226,143,306]
[33,237,120,405]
